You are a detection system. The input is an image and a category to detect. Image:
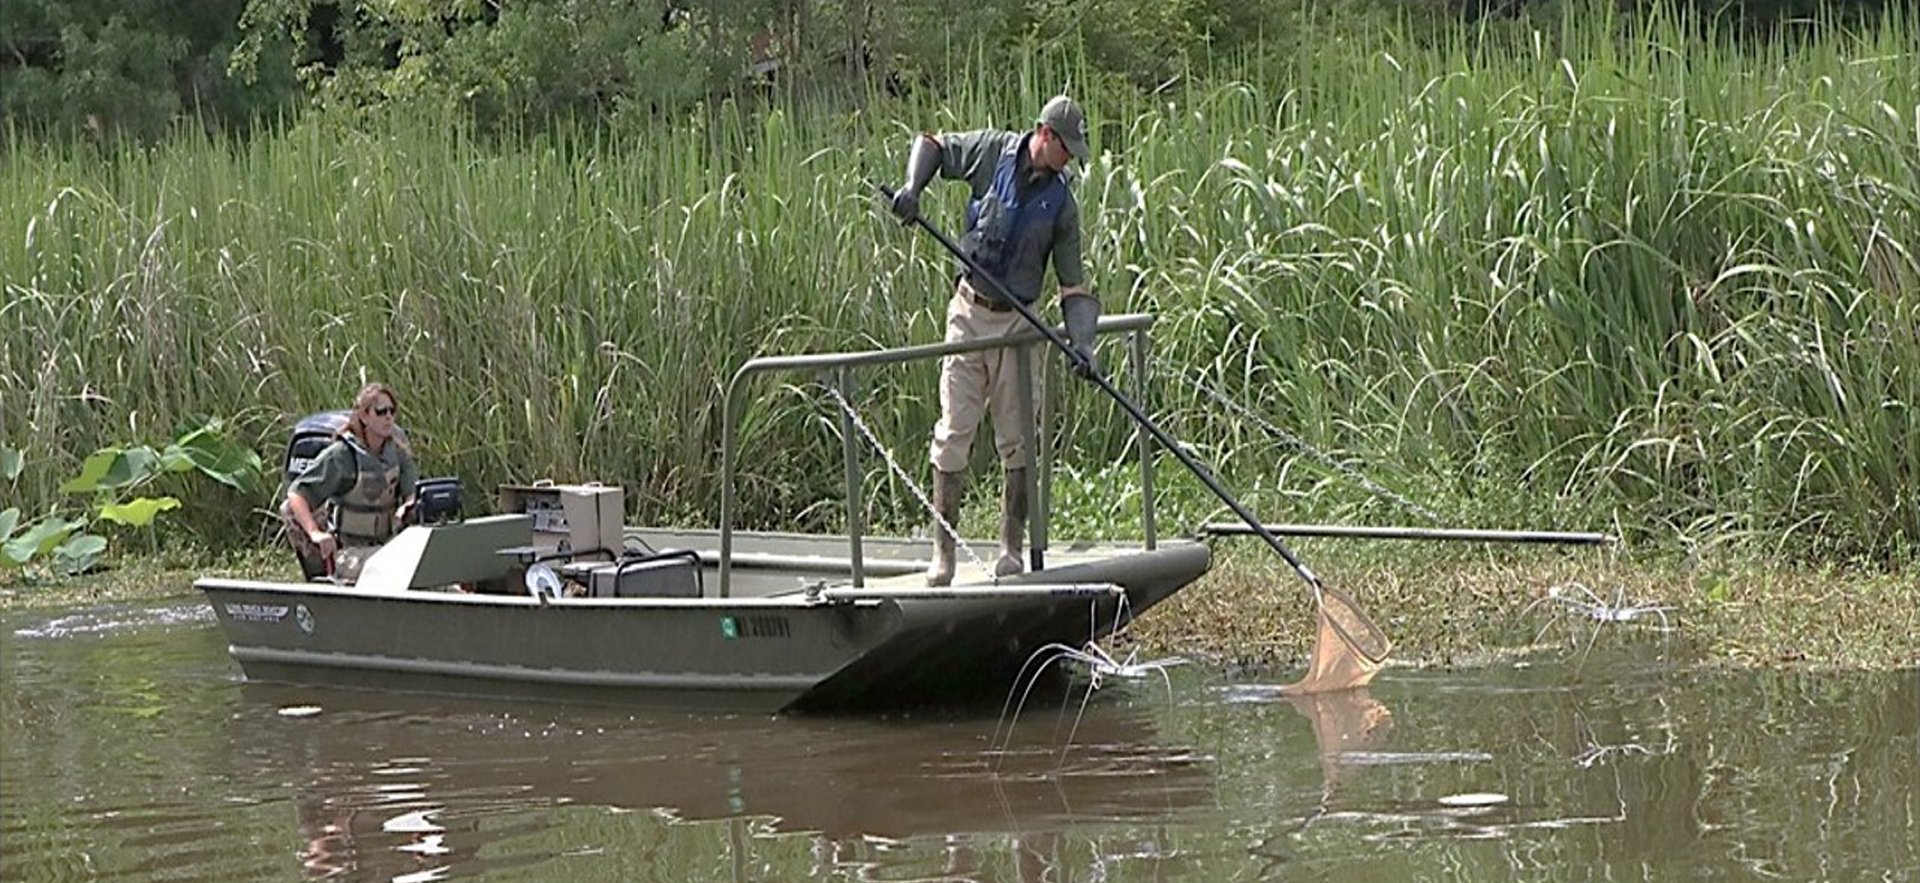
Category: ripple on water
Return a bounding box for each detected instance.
[10,602,212,639]
[1331,750,1494,765]
[5,601,1913,882]
[0,790,287,882]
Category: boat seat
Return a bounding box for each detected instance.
[560,550,703,598]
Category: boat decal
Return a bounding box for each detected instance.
[739,615,791,639]
[719,615,790,639]
[295,604,315,635]
[224,603,290,623]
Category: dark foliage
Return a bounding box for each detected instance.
[0,0,1901,140]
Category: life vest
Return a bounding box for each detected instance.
[329,436,402,546]
[960,136,1069,299]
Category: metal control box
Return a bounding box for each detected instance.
[497,482,624,557]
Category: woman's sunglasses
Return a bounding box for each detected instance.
[371,405,396,417]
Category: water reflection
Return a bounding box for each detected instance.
[1287,687,1395,791]
[5,602,1914,881]
[232,684,1217,880]
[1216,683,1396,789]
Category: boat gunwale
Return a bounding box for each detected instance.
[195,578,865,609]
[195,578,1133,609]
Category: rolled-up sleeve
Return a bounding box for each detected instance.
[1050,197,1086,291]
[936,130,1008,197]
[288,442,352,508]
[398,451,417,500]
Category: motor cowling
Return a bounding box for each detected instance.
[283,410,350,487]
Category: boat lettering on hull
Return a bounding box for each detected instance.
[225,603,290,623]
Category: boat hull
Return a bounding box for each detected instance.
[198,532,1211,712]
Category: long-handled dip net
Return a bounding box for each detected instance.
[878,183,1393,693]
[1286,582,1392,694]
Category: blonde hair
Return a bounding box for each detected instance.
[337,382,411,454]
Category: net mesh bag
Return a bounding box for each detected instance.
[1282,583,1392,695]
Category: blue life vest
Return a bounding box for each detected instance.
[960,136,1068,301]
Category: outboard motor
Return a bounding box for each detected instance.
[283,410,350,486]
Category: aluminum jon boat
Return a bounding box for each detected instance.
[198,314,1213,713]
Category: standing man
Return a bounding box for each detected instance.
[889,95,1102,586]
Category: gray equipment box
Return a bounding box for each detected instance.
[498,482,623,557]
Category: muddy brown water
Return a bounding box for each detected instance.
[1,599,1913,882]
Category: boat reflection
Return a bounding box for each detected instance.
[227,684,1215,880]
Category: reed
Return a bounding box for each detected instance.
[3,5,1914,562]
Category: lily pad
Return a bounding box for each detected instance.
[3,517,82,565]
[52,533,107,575]
[98,496,182,528]
[171,422,262,490]
[61,446,163,493]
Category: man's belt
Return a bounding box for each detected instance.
[965,286,1017,313]
[958,275,1029,313]
[969,289,1015,312]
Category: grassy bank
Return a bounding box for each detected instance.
[4,5,1916,574]
[1130,546,1917,672]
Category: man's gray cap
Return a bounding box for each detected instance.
[1039,95,1090,161]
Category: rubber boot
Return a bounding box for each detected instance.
[995,468,1028,578]
[926,469,964,587]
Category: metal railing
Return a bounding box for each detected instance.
[717,313,1161,597]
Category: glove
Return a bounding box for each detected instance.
[889,187,920,223]
[307,528,337,561]
[891,134,941,224]
[1062,293,1101,380]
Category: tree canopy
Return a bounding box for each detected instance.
[3,0,1892,140]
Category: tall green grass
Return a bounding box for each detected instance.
[3,5,1915,562]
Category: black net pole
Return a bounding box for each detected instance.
[878,184,1327,593]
